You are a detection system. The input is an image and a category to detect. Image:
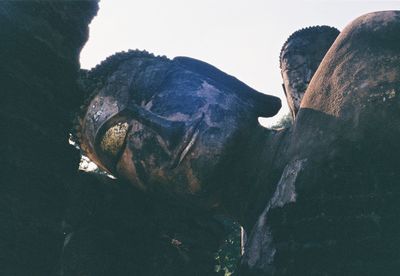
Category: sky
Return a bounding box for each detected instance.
[80,0,400,126]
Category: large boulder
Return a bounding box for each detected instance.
[76,50,282,229]
[240,11,400,275]
[71,50,276,275]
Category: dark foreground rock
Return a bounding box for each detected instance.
[0,1,99,275]
[62,173,225,276]
[0,2,227,275]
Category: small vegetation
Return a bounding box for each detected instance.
[215,217,242,276]
[270,113,293,129]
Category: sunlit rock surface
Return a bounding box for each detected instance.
[240,11,400,275]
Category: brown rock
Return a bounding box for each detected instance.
[240,11,400,275]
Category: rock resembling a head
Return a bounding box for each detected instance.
[78,50,281,205]
[280,26,339,119]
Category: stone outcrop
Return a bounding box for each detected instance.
[240,11,400,275]
[0,2,232,275]
[74,49,283,234]
[69,50,256,276]
[5,3,399,276]
[0,2,228,275]
[0,1,99,275]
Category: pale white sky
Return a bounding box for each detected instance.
[80,0,400,125]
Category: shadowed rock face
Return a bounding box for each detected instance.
[0,3,225,276]
[280,26,339,119]
[74,51,288,276]
[0,1,99,275]
[70,50,283,276]
[0,2,279,275]
[78,51,282,210]
[61,173,226,276]
[240,10,400,275]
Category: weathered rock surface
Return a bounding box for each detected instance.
[75,49,284,232]
[240,11,400,275]
[0,2,228,275]
[7,3,399,276]
[280,26,339,119]
[0,2,231,275]
[0,1,98,275]
[69,50,252,276]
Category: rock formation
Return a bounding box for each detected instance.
[0,1,98,275]
[62,173,226,275]
[240,10,400,275]
[76,50,283,231]
[3,2,399,276]
[0,2,233,275]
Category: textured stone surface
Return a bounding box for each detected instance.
[0,1,99,275]
[0,3,243,275]
[73,50,283,275]
[240,11,400,275]
[280,26,339,119]
[77,50,282,225]
[6,3,399,276]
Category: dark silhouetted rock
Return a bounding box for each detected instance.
[61,170,226,276]
[0,1,99,275]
